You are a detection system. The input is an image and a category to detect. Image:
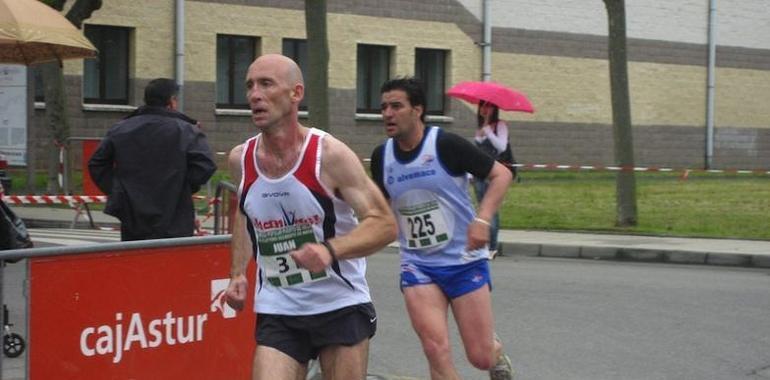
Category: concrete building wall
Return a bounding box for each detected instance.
[30,0,770,175]
[459,0,770,49]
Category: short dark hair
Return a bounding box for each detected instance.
[144,78,178,107]
[380,77,426,123]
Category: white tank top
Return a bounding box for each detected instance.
[238,128,371,315]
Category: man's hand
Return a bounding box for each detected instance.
[466,218,490,251]
[224,274,248,311]
[291,243,334,273]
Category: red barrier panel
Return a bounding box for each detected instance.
[28,241,256,379]
[81,139,104,196]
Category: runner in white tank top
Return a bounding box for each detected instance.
[224,54,396,379]
[238,128,371,315]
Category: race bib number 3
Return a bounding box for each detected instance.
[257,224,328,287]
[398,200,450,250]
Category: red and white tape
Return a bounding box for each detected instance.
[2,195,107,205]
[2,194,212,205]
[3,194,221,235]
[361,158,768,175]
[510,163,770,175]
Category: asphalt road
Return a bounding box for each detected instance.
[4,231,770,380]
[366,252,770,380]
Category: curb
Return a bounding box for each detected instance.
[22,218,212,232]
[20,218,770,269]
[500,242,770,269]
[23,218,120,230]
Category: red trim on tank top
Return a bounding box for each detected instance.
[241,137,259,197]
[294,133,329,198]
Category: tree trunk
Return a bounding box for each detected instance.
[40,62,68,193]
[38,0,102,193]
[304,0,330,131]
[603,0,638,227]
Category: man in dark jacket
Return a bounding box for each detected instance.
[88,78,217,241]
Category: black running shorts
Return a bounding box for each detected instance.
[255,302,377,364]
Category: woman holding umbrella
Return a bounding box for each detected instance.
[473,101,515,258]
[447,80,532,258]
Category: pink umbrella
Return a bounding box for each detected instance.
[446,81,534,113]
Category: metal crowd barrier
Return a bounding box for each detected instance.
[213,181,238,235]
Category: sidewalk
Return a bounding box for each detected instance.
[11,205,770,268]
[496,229,770,268]
[13,204,122,229]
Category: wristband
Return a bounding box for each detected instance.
[321,240,339,264]
[473,217,492,227]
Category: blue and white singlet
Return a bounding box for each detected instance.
[382,126,489,267]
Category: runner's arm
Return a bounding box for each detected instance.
[322,136,397,259]
[437,132,512,249]
[477,160,511,222]
[225,144,250,311]
[291,135,397,272]
[467,161,512,250]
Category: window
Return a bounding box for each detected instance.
[83,25,130,104]
[217,35,258,109]
[357,44,391,113]
[282,38,308,110]
[415,49,447,115]
[33,67,44,102]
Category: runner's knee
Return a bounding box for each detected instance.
[466,342,496,370]
[420,335,452,362]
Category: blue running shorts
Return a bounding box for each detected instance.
[400,259,491,299]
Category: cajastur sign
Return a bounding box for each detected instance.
[29,241,256,380]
